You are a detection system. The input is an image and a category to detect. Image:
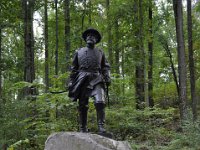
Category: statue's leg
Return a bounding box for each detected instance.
[93,84,106,133]
[78,98,89,132]
[95,103,106,133]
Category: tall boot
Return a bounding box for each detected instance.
[95,103,106,133]
[78,106,88,132]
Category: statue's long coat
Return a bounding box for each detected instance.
[68,47,110,101]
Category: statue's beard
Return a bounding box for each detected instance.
[86,39,95,48]
[86,39,95,45]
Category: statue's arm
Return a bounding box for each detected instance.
[101,52,111,85]
[69,51,79,84]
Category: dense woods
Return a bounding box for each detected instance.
[0,0,200,149]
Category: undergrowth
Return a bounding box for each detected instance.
[7,94,200,150]
[105,103,200,150]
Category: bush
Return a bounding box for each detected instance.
[106,105,177,144]
[167,120,200,150]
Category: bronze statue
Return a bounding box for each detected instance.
[68,28,111,133]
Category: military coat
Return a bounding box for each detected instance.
[68,47,110,101]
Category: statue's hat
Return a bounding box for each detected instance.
[82,28,101,43]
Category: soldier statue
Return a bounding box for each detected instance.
[68,28,111,133]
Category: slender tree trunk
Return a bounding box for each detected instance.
[140,0,145,109]
[55,0,58,75]
[88,0,92,26]
[0,27,2,98]
[0,28,6,148]
[122,43,125,96]
[113,19,121,94]
[160,38,179,94]
[81,0,86,46]
[169,52,179,96]
[187,0,197,121]
[64,0,70,71]
[148,0,154,107]
[44,0,49,92]
[173,0,187,120]
[106,0,113,66]
[133,0,140,109]
[114,19,120,74]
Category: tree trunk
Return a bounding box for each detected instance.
[122,44,125,96]
[135,0,145,109]
[64,0,70,71]
[23,0,37,148]
[0,21,3,123]
[113,19,121,94]
[173,0,187,120]
[114,19,120,75]
[44,0,49,92]
[88,0,92,26]
[159,37,179,95]
[23,0,36,95]
[187,0,197,121]
[55,0,58,75]
[148,0,154,107]
[106,0,113,67]
[0,27,2,97]
[81,0,86,46]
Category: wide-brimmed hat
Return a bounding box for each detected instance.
[82,28,101,43]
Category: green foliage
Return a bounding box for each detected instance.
[167,120,200,150]
[1,71,76,149]
[29,92,78,149]
[49,72,69,92]
[8,139,29,150]
[153,82,178,108]
[2,90,78,149]
[106,105,178,149]
[0,97,29,149]
[107,106,175,137]
[109,73,134,106]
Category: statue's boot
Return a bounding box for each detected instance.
[78,106,88,133]
[96,103,106,133]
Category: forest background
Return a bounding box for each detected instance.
[0,0,200,149]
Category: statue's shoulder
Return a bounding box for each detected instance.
[74,48,83,56]
[77,47,87,52]
[95,47,103,54]
[75,48,81,52]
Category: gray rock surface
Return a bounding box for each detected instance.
[45,132,132,150]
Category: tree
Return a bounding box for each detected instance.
[114,19,120,74]
[159,35,179,95]
[187,0,197,121]
[64,0,70,71]
[55,0,58,75]
[0,26,2,98]
[106,0,113,67]
[23,0,36,95]
[88,0,92,25]
[173,0,187,120]
[148,0,154,107]
[134,0,145,109]
[23,0,38,148]
[81,0,87,46]
[44,0,49,92]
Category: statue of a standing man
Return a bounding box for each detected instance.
[68,28,111,133]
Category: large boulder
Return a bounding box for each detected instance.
[45,132,132,150]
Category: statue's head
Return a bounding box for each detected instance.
[82,28,101,47]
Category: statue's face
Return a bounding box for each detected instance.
[86,33,97,45]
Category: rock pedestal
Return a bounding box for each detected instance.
[45,132,132,150]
